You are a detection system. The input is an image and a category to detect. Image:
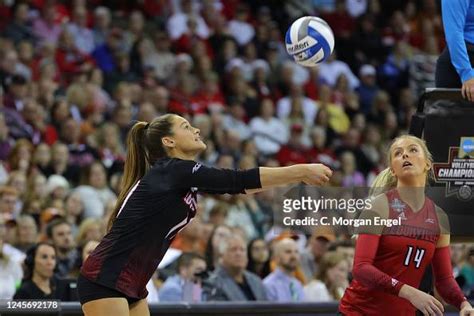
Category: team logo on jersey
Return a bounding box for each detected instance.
[391,198,406,213]
[192,163,202,174]
[391,278,398,287]
[398,211,407,221]
[425,218,435,224]
[432,137,474,201]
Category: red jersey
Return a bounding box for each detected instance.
[339,189,440,316]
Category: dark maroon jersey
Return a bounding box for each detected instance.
[80,157,261,299]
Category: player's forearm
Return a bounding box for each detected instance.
[432,246,467,310]
[258,165,305,189]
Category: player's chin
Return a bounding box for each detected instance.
[197,140,207,151]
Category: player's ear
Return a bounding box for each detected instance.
[389,167,396,177]
[162,136,175,148]
[425,160,432,171]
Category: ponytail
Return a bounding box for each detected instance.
[108,122,148,231]
[369,167,396,197]
[107,114,175,231]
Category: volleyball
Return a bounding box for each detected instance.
[285,16,335,67]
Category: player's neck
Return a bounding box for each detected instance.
[396,185,426,213]
[169,151,197,161]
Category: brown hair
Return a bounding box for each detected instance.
[315,251,347,300]
[107,114,176,231]
[8,138,33,171]
[370,135,433,196]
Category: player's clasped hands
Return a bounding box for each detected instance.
[301,164,333,186]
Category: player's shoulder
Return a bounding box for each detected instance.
[367,192,390,218]
[152,157,198,170]
[433,204,450,234]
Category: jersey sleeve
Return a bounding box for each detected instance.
[169,159,261,194]
[432,246,467,310]
[352,234,405,296]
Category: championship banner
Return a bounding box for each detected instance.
[410,89,474,238]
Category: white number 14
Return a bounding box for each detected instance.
[404,246,425,269]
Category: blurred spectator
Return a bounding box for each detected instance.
[55,30,95,82]
[60,118,99,168]
[14,214,38,253]
[203,235,267,301]
[46,218,78,278]
[159,252,207,302]
[356,64,380,115]
[75,161,116,219]
[277,84,318,127]
[300,227,336,282]
[46,175,70,203]
[167,0,210,41]
[63,191,84,236]
[328,239,355,272]
[263,238,305,302]
[353,13,385,66]
[14,242,57,299]
[32,143,51,175]
[0,113,13,161]
[222,101,251,141]
[304,251,349,302]
[335,128,374,176]
[249,98,288,156]
[0,186,19,218]
[0,214,23,299]
[44,142,80,186]
[75,218,103,248]
[317,85,350,135]
[319,53,360,90]
[276,124,308,166]
[4,73,28,112]
[228,4,255,46]
[123,11,146,53]
[307,126,338,169]
[94,122,125,170]
[340,151,366,187]
[92,28,124,74]
[204,224,232,271]
[67,6,95,54]
[32,4,62,46]
[207,203,228,227]
[4,3,36,45]
[460,247,474,296]
[143,31,175,82]
[92,7,111,47]
[247,238,271,279]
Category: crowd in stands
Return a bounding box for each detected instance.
[0,0,473,304]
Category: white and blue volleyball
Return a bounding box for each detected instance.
[285,16,335,67]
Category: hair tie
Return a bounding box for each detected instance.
[144,123,150,130]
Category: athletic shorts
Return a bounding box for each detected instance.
[77,273,142,306]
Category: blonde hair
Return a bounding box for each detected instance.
[370,135,433,196]
[76,218,103,247]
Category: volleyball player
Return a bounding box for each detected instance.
[339,135,474,315]
[77,114,333,316]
